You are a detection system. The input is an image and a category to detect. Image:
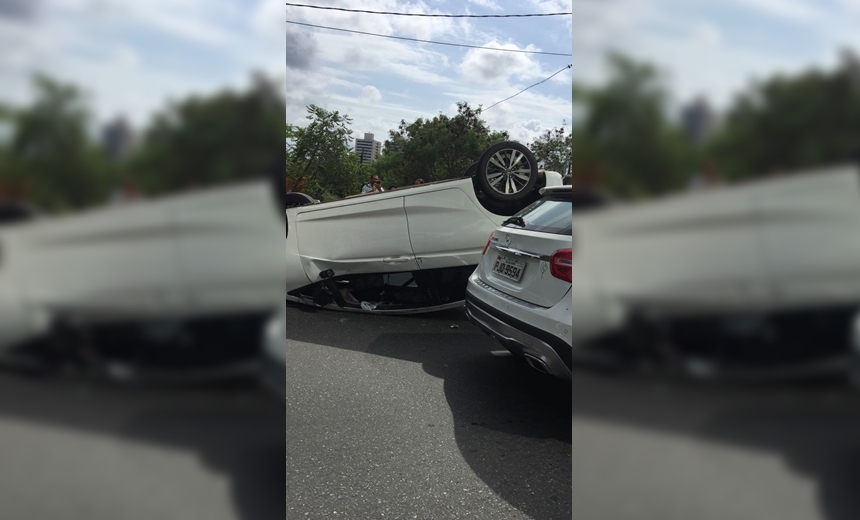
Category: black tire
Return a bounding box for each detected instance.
[284,192,316,208]
[475,141,539,202]
[475,194,520,216]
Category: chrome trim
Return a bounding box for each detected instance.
[474,278,546,309]
[491,244,550,261]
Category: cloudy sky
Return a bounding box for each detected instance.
[285,0,573,145]
[0,0,284,129]
[286,0,860,147]
[0,0,858,142]
[570,0,860,112]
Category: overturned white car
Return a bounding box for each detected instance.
[0,142,562,370]
[558,162,860,380]
[284,141,568,313]
[0,166,287,371]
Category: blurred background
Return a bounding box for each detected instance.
[0,1,285,519]
[0,0,284,211]
[2,0,860,518]
[565,12,860,196]
[562,2,860,520]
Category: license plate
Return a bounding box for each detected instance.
[492,255,526,282]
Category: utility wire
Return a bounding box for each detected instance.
[286,20,571,57]
[482,64,572,112]
[285,3,572,17]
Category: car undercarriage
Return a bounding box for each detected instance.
[577,305,858,381]
[287,266,476,314]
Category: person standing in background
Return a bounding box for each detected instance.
[361,174,384,194]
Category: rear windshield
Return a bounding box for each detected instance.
[505,198,571,235]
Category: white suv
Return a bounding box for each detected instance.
[464,185,581,380]
[472,162,860,383]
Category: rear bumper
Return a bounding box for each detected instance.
[464,291,572,380]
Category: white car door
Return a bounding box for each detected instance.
[404,181,501,270]
[174,181,285,315]
[756,165,860,310]
[16,199,185,321]
[294,193,419,280]
[584,186,768,316]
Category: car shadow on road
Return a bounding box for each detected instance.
[566,371,860,520]
[286,302,860,520]
[0,374,284,520]
[369,331,572,520]
[285,303,571,520]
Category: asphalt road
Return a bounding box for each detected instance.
[568,370,860,520]
[285,302,573,520]
[4,303,857,520]
[0,368,284,520]
[287,301,860,520]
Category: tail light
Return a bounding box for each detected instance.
[549,248,572,283]
[482,232,493,255]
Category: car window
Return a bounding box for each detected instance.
[505,198,572,235]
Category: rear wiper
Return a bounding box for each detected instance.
[502,216,525,227]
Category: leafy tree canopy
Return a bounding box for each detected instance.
[0,75,114,210]
[368,102,509,188]
[131,72,284,195]
[286,104,362,200]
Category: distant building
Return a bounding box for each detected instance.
[680,98,717,143]
[102,116,137,159]
[355,133,382,164]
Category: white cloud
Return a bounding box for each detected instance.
[468,0,502,10]
[288,0,461,41]
[0,0,288,128]
[250,0,283,42]
[458,42,542,83]
[561,0,860,117]
[838,0,860,13]
[309,30,453,85]
[285,27,317,70]
[691,21,722,48]
[522,119,542,132]
[361,85,382,104]
[722,0,823,21]
[282,0,569,112]
[112,45,139,69]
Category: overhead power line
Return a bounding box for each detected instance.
[482,64,572,112]
[285,3,572,17]
[285,20,571,57]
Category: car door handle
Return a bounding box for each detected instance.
[383,256,412,264]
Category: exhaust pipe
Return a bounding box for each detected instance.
[523,353,551,375]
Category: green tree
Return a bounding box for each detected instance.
[0,75,114,210]
[571,53,694,197]
[130,72,284,194]
[530,126,572,175]
[286,104,362,199]
[371,102,509,187]
[708,49,860,180]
